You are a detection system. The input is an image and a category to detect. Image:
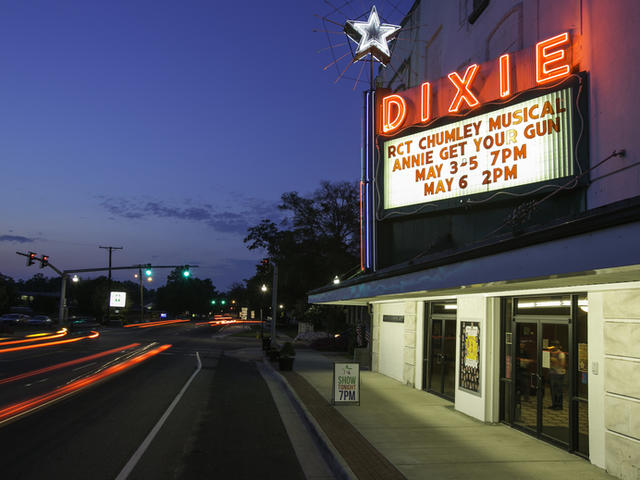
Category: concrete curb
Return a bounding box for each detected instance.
[262,357,357,480]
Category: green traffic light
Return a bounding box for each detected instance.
[211,299,216,305]
[183,269,190,277]
[145,269,152,276]
[221,300,226,305]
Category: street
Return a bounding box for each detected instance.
[0,323,307,479]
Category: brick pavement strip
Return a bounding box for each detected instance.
[282,371,406,480]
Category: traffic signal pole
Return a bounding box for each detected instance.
[16,252,197,325]
[58,274,67,327]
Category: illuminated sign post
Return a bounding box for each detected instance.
[343,6,401,272]
[384,88,574,208]
[109,291,127,308]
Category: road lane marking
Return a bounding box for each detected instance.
[25,378,49,387]
[115,351,202,480]
[72,362,97,371]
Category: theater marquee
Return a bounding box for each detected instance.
[383,87,574,209]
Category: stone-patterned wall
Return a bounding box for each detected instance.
[403,302,417,387]
[603,289,640,480]
[371,305,380,373]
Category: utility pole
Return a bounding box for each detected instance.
[99,246,123,323]
[99,246,123,292]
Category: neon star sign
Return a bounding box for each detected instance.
[344,6,401,66]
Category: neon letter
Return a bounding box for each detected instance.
[448,64,480,113]
[420,82,431,122]
[536,32,570,84]
[382,94,407,133]
[499,54,511,98]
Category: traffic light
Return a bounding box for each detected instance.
[145,265,152,277]
[27,252,36,266]
[182,265,190,278]
[40,255,49,268]
[261,258,269,266]
[211,299,217,305]
[221,300,226,306]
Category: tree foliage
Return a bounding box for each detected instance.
[244,180,359,322]
[155,268,218,315]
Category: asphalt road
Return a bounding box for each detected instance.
[0,323,307,480]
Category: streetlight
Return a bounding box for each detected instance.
[72,275,79,283]
[333,275,340,285]
[260,284,267,341]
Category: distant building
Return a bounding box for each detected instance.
[310,1,640,476]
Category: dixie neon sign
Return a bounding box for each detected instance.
[380,32,574,135]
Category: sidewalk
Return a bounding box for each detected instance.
[270,348,614,480]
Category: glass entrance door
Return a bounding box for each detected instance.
[514,322,538,431]
[541,322,570,444]
[514,320,570,446]
[427,317,457,400]
[501,295,588,455]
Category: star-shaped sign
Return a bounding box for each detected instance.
[344,6,401,66]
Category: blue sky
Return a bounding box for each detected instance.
[0,1,413,289]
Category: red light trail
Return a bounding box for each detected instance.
[0,344,172,424]
[123,319,190,329]
[0,343,141,385]
[0,331,67,347]
[0,331,99,355]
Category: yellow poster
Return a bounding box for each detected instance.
[464,325,479,368]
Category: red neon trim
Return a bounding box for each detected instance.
[381,94,407,133]
[0,343,140,385]
[360,180,365,270]
[499,54,511,98]
[420,82,431,122]
[536,32,570,84]
[448,64,480,112]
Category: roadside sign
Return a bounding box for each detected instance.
[109,291,126,307]
[332,362,360,405]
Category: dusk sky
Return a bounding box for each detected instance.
[0,1,413,289]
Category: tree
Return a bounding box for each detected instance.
[156,268,219,315]
[244,180,360,325]
[0,275,17,313]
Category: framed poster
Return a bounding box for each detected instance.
[332,362,360,405]
[459,321,480,394]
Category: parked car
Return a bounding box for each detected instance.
[0,313,31,326]
[27,315,53,326]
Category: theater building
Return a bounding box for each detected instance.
[309,1,640,477]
